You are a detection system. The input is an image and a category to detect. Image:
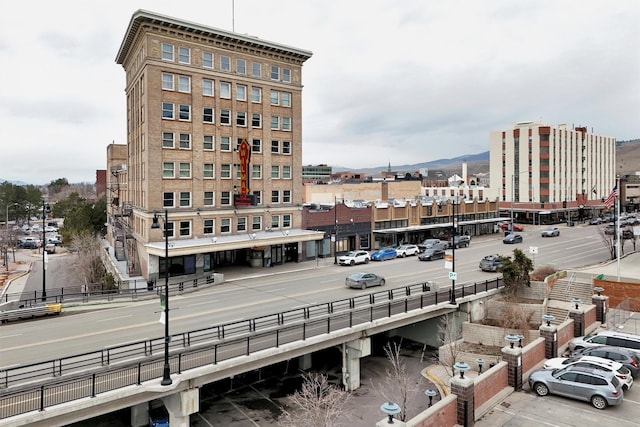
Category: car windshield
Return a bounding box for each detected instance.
[345,252,358,257]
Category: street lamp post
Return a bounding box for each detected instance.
[4,203,18,271]
[333,196,338,264]
[450,197,457,304]
[151,209,172,386]
[41,201,50,301]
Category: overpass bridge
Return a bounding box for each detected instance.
[0,277,503,426]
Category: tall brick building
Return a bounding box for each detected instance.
[109,10,323,281]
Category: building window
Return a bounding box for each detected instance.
[202,51,213,68]
[179,220,190,236]
[252,216,261,230]
[236,58,246,75]
[252,62,261,77]
[203,135,214,150]
[251,113,262,128]
[282,165,291,179]
[204,163,214,178]
[221,164,231,178]
[179,163,191,178]
[271,140,279,153]
[252,164,261,179]
[282,117,291,131]
[237,217,247,231]
[252,190,261,205]
[204,219,214,234]
[203,107,214,123]
[283,190,291,203]
[271,165,280,178]
[162,102,174,119]
[271,116,280,130]
[220,82,231,99]
[178,104,191,121]
[281,92,291,107]
[270,90,279,105]
[271,65,280,80]
[203,79,214,96]
[178,47,190,64]
[179,133,191,149]
[163,192,174,207]
[221,218,231,233]
[271,215,280,228]
[220,136,231,151]
[161,43,173,61]
[204,191,214,206]
[221,191,231,205]
[271,190,279,203]
[163,162,174,178]
[220,109,231,125]
[251,87,262,103]
[282,68,291,83]
[252,138,261,152]
[236,111,246,126]
[282,140,291,154]
[282,214,291,227]
[162,132,174,148]
[178,75,190,92]
[162,73,174,90]
[179,192,191,207]
[220,55,230,71]
[236,84,247,101]
[164,222,175,238]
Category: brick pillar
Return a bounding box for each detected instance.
[539,324,558,359]
[450,374,474,426]
[501,346,523,391]
[569,308,584,338]
[592,295,609,324]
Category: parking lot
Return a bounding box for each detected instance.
[476,379,640,426]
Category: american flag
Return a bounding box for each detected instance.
[604,185,618,209]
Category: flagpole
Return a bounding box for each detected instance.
[616,175,621,281]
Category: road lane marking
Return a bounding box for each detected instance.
[186,300,218,307]
[0,334,23,339]
[95,315,133,323]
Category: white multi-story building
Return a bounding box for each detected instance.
[489,121,616,204]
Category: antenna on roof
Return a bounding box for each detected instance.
[232,0,235,32]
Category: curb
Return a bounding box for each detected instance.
[422,367,450,398]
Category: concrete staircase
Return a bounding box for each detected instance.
[546,273,594,324]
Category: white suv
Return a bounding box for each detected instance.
[543,355,633,390]
[338,250,370,266]
[396,245,419,257]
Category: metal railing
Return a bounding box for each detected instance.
[0,277,503,420]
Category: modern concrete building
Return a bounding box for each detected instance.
[109,10,323,281]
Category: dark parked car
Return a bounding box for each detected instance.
[503,233,523,244]
[370,247,397,261]
[418,248,445,261]
[572,346,640,378]
[448,235,470,248]
[345,272,386,289]
[528,365,623,409]
[479,254,503,272]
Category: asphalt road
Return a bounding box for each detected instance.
[0,224,615,368]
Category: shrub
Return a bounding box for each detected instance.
[530,265,560,281]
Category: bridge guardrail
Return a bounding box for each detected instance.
[0,277,502,420]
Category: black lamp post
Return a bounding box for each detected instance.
[333,196,338,264]
[450,197,457,304]
[41,201,50,301]
[151,209,172,386]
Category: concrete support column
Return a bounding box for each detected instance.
[569,308,585,338]
[161,388,200,427]
[502,346,523,391]
[130,402,149,427]
[592,295,609,324]
[299,353,312,370]
[539,324,558,359]
[450,374,475,427]
[342,338,371,391]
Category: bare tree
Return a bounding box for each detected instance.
[278,372,353,427]
[437,313,463,378]
[374,342,418,422]
[68,231,105,291]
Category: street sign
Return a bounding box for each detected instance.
[529,246,538,254]
[448,271,457,280]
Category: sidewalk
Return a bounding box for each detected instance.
[0,250,34,300]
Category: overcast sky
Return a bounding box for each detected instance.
[1,1,638,185]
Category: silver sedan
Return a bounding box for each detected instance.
[345,272,386,289]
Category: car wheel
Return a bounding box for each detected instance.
[401,253,406,257]
[364,258,369,264]
[591,395,607,410]
[361,283,367,290]
[533,382,549,396]
[380,279,385,286]
[350,260,355,266]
